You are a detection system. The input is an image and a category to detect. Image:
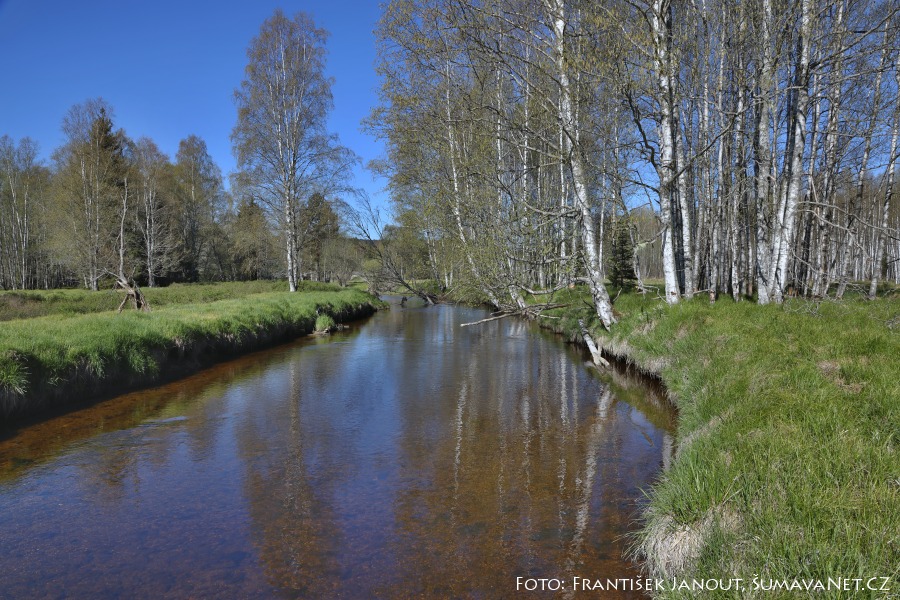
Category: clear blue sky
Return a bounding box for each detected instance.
[0,0,388,207]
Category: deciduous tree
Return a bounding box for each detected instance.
[232,9,356,292]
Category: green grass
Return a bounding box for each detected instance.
[540,288,899,598]
[0,284,382,417]
[314,314,337,332]
[0,280,350,321]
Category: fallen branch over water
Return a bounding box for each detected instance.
[578,318,610,367]
[459,302,571,327]
[459,313,514,327]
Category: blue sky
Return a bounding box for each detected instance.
[0,0,388,207]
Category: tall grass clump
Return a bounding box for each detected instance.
[314,314,337,333]
[542,287,899,597]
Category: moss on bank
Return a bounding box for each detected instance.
[540,289,899,598]
[0,286,383,419]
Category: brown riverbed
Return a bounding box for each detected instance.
[0,299,675,598]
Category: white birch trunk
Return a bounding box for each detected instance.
[769,0,812,303]
[285,199,297,292]
[675,117,694,298]
[651,0,681,304]
[754,0,776,304]
[799,72,821,295]
[869,64,900,299]
[547,0,617,328]
[731,67,747,301]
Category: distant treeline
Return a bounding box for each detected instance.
[0,98,359,291]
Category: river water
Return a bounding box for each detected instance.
[0,299,674,598]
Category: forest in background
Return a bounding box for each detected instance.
[0,99,357,292]
[366,0,900,327]
[3,1,900,324]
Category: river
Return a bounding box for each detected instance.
[0,299,674,598]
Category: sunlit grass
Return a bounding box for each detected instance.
[540,287,900,596]
[314,314,337,332]
[0,280,349,321]
[0,284,381,416]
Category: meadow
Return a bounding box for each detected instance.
[0,280,299,321]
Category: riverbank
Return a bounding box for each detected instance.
[0,285,382,420]
[0,280,313,321]
[541,289,899,597]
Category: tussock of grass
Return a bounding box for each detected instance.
[314,314,337,333]
[0,286,382,418]
[541,287,899,596]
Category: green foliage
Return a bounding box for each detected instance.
[322,236,361,286]
[49,99,128,290]
[171,135,227,282]
[543,291,900,593]
[607,218,637,291]
[300,193,341,281]
[233,9,354,290]
[230,198,279,280]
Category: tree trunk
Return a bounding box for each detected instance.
[870,63,900,299]
[285,198,297,292]
[547,0,616,328]
[754,0,776,304]
[769,0,812,303]
[837,23,886,299]
[651,0,681,304]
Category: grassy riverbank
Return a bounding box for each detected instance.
[0,280,322,321]
[544,289,899,597]
[0,283,382,419]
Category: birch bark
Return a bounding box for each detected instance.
[869,62,900,299]
[754,0,776,304]
[546,0,617,328]
[769,0,812,303]
[651,0,681,304]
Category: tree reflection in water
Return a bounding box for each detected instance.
[0,302,674,598]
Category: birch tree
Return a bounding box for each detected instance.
[368,0,900,319]
[51,99,126,290]
[869,46,900,298]
[173,136,224,282]
[133,138,174,287]
[544,0,617,326]
[0,136,43,289]
[233,9,356,292]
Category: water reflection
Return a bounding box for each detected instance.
[0,302,674,598]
